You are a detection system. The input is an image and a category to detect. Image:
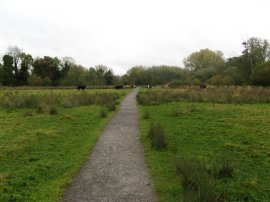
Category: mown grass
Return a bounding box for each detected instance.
[0,89,129,202]
[139,100,270,201]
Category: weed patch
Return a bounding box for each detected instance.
[148,122,167,150]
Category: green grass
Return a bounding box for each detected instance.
[139,102,270,201]
[0,89,129,202]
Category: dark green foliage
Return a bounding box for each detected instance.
[251,61,270,86]
[2,55,15,86]
[32,56,61,86]
[148,122,167,150]
[1,37,270,87]
[124,65,189,85]
[17,54,33,85]
[104,70,114,85]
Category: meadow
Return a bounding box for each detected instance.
[138,87,270,202]
[0,88,129,202]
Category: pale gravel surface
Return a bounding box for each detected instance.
[62,88,157,202]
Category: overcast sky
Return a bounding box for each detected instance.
[0,0,269,75]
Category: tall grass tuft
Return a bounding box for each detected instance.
[210,158,234,179]
[99,108,108,118]
[49,106,58,115]
[36,105,45,113]
[105,102,116,112]
[176,157,221,202]
[148,122,167,150]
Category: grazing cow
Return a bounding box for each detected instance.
[147,85,152,88]
[115,85,123,90]
[77,85,86,90]
[200,83,206,90]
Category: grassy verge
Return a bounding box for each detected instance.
[139,102,270,201]
[0,89,129,202]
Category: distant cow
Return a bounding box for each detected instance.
[77,85,86,90]
[200,83,206,90]
[115,85,123,90]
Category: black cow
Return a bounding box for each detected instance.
[115,85,123,90]
[77,85,86,90]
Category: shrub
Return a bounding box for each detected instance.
[49,106,58,115]
[176,157,220,202]
[99,108,107,118]
[148,122,167,150]
[105,102,116,111]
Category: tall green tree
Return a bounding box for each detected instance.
[183,49,225,82]
[2,55,15,86]
[242,37,270,73]
[104,70,114,85]
[251,61,270,86]
[7,46,23,84]
[17,53,33,85]
[0,63,3,85]
[95,65,108,85]
[32,56,61,85]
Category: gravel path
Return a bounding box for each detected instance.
[62,88,157,202]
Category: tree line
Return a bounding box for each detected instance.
[1,37,270,87]
[0,46,118,86]
[124,37,270,86]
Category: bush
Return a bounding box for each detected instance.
[99,108,107,118]
[176,157,220,202]
[105,102,116,111]
[49,106,58,115]
[148,122,167,150]
[251,61,270,86]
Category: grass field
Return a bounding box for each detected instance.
[0,89,129,202]
[138,88,270,201]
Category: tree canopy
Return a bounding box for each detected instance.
[1,37,270,87]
